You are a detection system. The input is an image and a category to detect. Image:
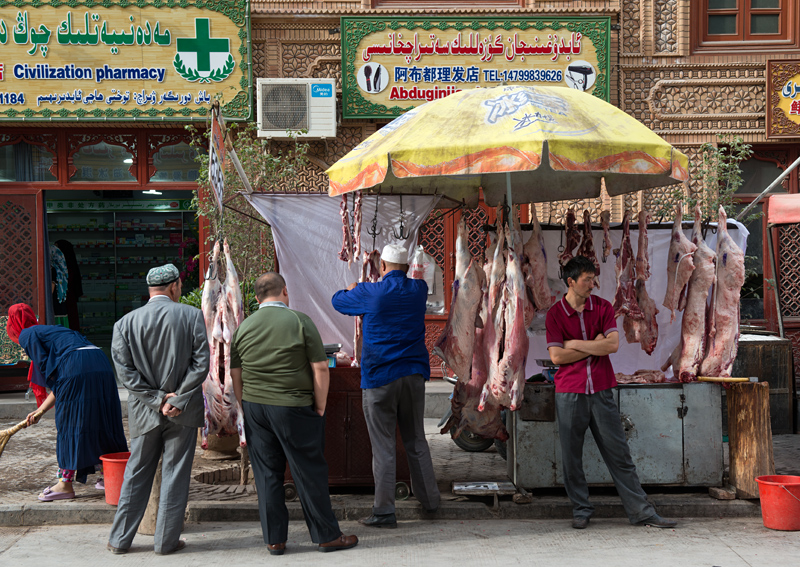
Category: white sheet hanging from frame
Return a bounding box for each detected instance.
[245,193,441,356]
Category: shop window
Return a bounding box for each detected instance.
[150,142,200,183]
[0,142,56,182]
[71,141,136,182]
[694,0,798,51]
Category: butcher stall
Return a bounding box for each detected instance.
[319,85,752,491]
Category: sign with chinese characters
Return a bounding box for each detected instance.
[341,17,610,119]
[0,2,251,121]
[46,199,193,211]
[767,59,800,138]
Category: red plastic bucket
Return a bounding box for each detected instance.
[755,475,800,531]
[100,452,130,506]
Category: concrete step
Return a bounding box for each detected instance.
[0,380,456,421]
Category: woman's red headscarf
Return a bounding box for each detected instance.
[6,304,47,407]
[6,303,38,344]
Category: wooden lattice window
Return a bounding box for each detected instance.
[778,224,800,317]
[0,196,39,317]
[419,210,446,271]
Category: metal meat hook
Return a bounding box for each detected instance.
[392,195,409,240]
[367,194,381,250]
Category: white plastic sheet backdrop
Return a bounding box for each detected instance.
[245,193,441,356]
[524,220,749,380]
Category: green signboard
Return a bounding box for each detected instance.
[342,16,610,119]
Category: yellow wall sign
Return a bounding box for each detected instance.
[342,17,610,119]
[0,1,251,121]
[767,59,800,138]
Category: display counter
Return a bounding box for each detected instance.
[285,366,411,496]
[507,382,723,489]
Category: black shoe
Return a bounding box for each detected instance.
[572,516,590,529]
[639,514,677,528]
[359,513,397,529]
[106,542,128,555]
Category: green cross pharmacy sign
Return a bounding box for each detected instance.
[174,19,235,83]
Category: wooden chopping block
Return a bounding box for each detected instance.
[727,382,775,499]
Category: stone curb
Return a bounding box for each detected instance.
[0,495,761,527]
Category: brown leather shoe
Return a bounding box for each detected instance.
[155,540,186,555]
[318,534,358,553]
[268,543,286,556]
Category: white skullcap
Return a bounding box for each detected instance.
[381,243,408,264]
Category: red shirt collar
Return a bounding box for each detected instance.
[560,294,594,316]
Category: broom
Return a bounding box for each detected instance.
[0,410,45,458]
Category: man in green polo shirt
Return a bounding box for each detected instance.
[230,272,357,555]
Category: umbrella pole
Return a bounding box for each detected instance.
[506,172,513,211]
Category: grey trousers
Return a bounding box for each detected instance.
[108,421,196,553]
[242,401,341,545]
[362,373,440,515]
[555,389,655,524]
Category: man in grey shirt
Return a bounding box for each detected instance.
[107,264,209,555]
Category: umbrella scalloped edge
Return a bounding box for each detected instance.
[391,146,542,179]
[549,149,674,176]
[329,162,388,197]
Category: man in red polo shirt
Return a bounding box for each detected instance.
[546,256,676,530]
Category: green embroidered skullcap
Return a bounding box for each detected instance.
[146,264,180,286]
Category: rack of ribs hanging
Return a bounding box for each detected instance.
[200,239,247,449]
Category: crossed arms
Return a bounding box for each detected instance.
[547,331,619,366]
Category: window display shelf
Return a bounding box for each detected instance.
[49,209,198,348]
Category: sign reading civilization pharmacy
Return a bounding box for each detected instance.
[341,17,610,119]
[0,1,251,121]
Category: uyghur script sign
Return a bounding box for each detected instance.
[342,17,610,119]
[767,59,800,139]
[0,1,251,121]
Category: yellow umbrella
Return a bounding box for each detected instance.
[327,85,688,206]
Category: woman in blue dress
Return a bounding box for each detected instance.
[6,303,128,501]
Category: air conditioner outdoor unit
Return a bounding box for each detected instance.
[256,78,337,139]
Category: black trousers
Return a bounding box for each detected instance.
[242,401,341,545]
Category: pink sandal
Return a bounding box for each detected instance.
[38,487,75,502]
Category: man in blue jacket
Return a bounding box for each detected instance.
[332,243,440,528]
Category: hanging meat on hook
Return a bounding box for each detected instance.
[557,208,581,267]
[478,209,507,413]
[498,221,530,411]
[434,217,486,383]
[353,191,363,261]
[635,210,651,282]
[700,207,745,378]
[622,210,658,354]
[201,239,246,449]
[662,206,697,322]
[601,210,612,263]
[441,239,508,442]
[662,204,716,382]
[612,211,643,320]
[576,209,600,279]
[521,203,555,311]
[338,195,354,266]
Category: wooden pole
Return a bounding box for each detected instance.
[727,382,775,499]
[137,458,162,536]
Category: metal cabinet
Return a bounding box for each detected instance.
[508,382,723,488]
